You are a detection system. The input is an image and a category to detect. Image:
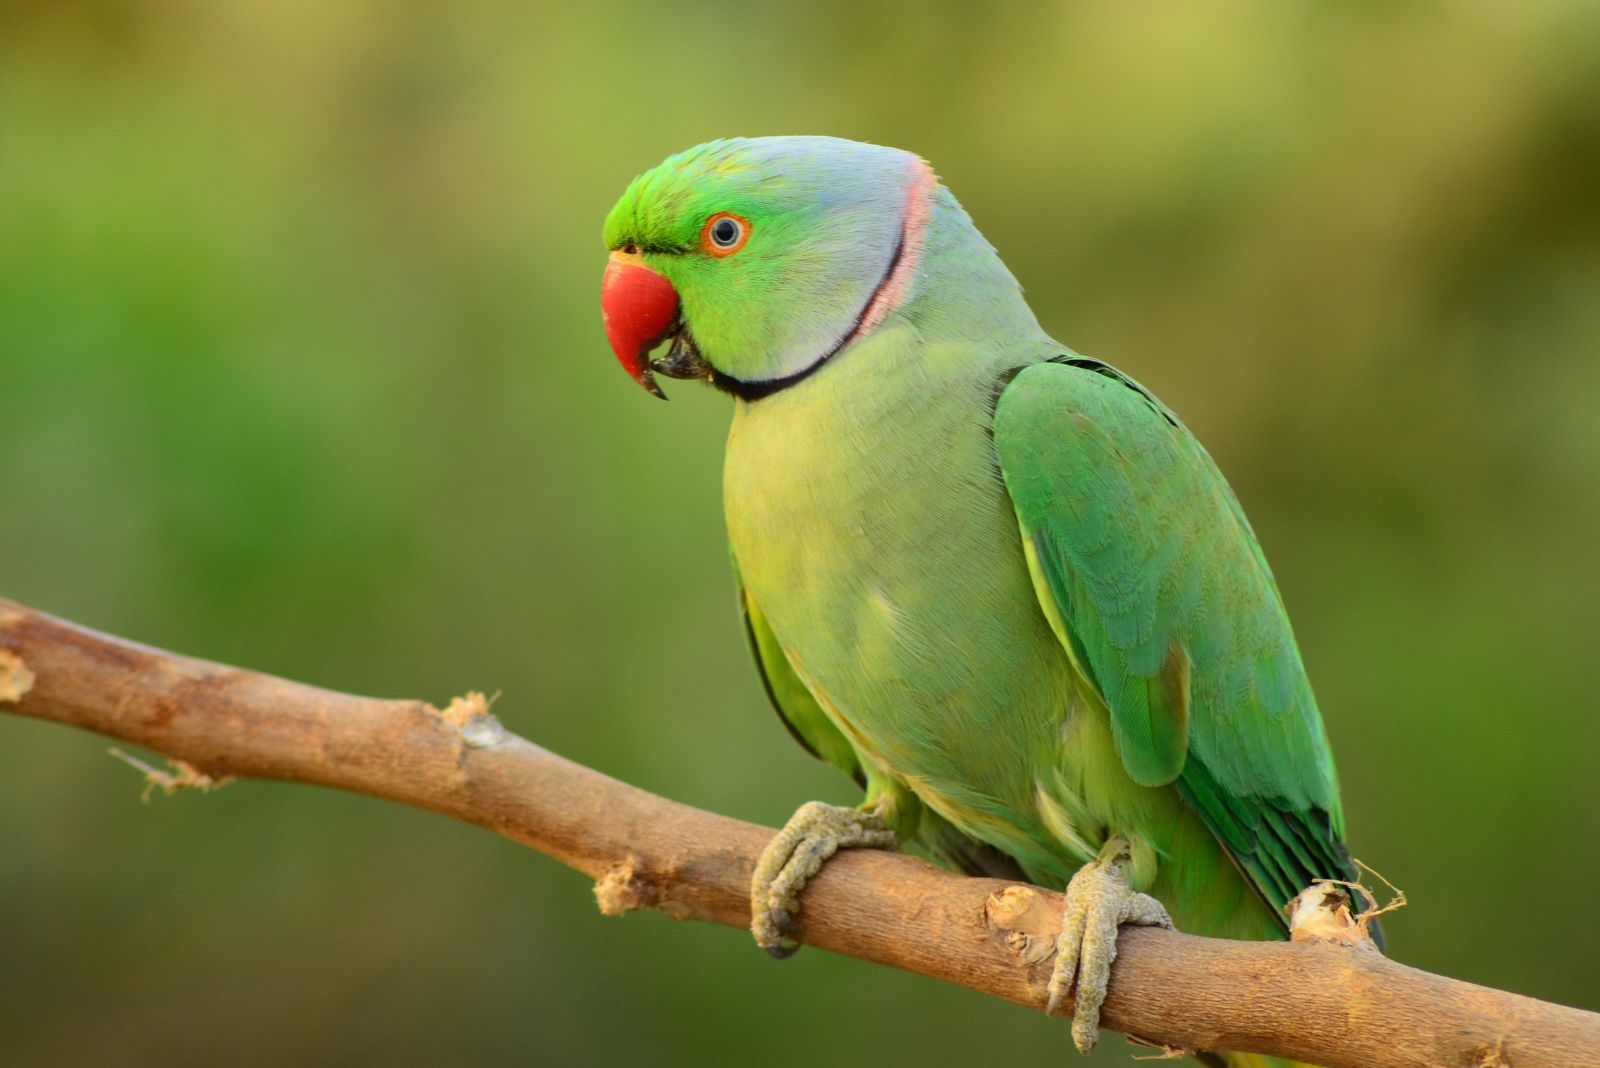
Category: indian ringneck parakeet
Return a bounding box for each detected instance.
[600,137,1371,1065]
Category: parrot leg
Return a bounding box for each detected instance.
[750,799,899,958]
[1046,836,1174,1054]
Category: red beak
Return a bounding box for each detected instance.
[601,251,679,398]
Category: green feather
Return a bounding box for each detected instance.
[611,137,1368,956]
[995,358,1357,921]
[733,549,862,782]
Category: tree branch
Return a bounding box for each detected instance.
[1,597,1594,1068]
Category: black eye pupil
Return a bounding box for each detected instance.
[712,218,740,246]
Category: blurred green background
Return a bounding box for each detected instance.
[3,2,1598,1064]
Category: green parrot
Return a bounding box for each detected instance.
[600,136,1370,1066]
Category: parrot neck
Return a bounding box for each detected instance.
[893,186,1053,350]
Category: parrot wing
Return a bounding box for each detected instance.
[993,358,1357,922]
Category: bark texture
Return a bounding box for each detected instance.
[2,597,1596,1068]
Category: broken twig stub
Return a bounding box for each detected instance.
[436,691,507,748]
[594,856,644,916]
[107,747,233,802]
[0,648,34,703]
[1288,863,1406,951]
[985,884,1061,965]
[593,855,693,921]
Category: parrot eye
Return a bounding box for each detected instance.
[702,212,751,256]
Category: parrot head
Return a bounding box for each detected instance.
[600,136,937,399]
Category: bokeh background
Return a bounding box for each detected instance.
[3,2,1598,1064]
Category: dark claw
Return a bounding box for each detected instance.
[770,905,803,939]
[765,905,803,958]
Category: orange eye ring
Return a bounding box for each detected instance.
[701,212,751,256]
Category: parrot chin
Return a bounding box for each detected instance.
[649,331,715,387]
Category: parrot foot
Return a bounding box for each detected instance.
[750,799,898,958]
[1045,837,1174,1055]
